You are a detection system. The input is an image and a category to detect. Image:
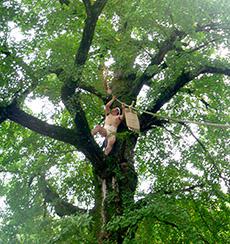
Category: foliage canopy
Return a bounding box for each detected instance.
[0,0,229,243]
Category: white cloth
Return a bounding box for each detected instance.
[104,124,117,137]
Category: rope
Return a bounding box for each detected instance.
[115,98,230,129]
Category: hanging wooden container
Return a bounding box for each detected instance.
[124,108,140,132]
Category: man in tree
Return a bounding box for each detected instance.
[91,96,125,155]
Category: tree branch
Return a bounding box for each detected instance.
[39,175,87,217]
[154,215,179,229]
[55,0,108,107]
[83,0,92,16]
[135,183,204,209]
[62,0,108,106]
[5,103,81,146]
[140,63,230,131]
[0,47,40,104]
[140,71,193,131]
[4,103,105,170]
[132,29,185,97]
[132,21,229,98]
[60,0,108,133]
[200,65,230,76]
[0,107,7,124]
[181,122,230,188]
[59,0,70,6]
[1,48,105,170]
[75,0,108,66]
[78,83,106,101]
[92,0,108,15]
[197,22,230,32]
[58,1,108,172]
[49,67,105,101]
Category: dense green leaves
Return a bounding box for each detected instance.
[0,0,229,243]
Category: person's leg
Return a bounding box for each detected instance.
[91,125,107,137]
[104,135,116,155]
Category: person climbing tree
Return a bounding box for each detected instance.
[91,96,125,155]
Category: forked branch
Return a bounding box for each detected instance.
[39,175,87,217]
[140,64,230,131]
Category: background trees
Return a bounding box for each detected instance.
[0,0,229,243]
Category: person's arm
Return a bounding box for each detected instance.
[105,96,116,115]
[119,103,126,120]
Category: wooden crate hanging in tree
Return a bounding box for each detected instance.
[124,108,140,132]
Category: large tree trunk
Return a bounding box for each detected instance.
[92,134,138,243]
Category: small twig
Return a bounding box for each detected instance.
[180,122,229,189]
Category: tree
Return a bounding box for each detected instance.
[0,0,229,243]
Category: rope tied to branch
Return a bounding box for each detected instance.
[115,97,230,129]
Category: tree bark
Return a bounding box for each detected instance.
[91,134,138,243]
